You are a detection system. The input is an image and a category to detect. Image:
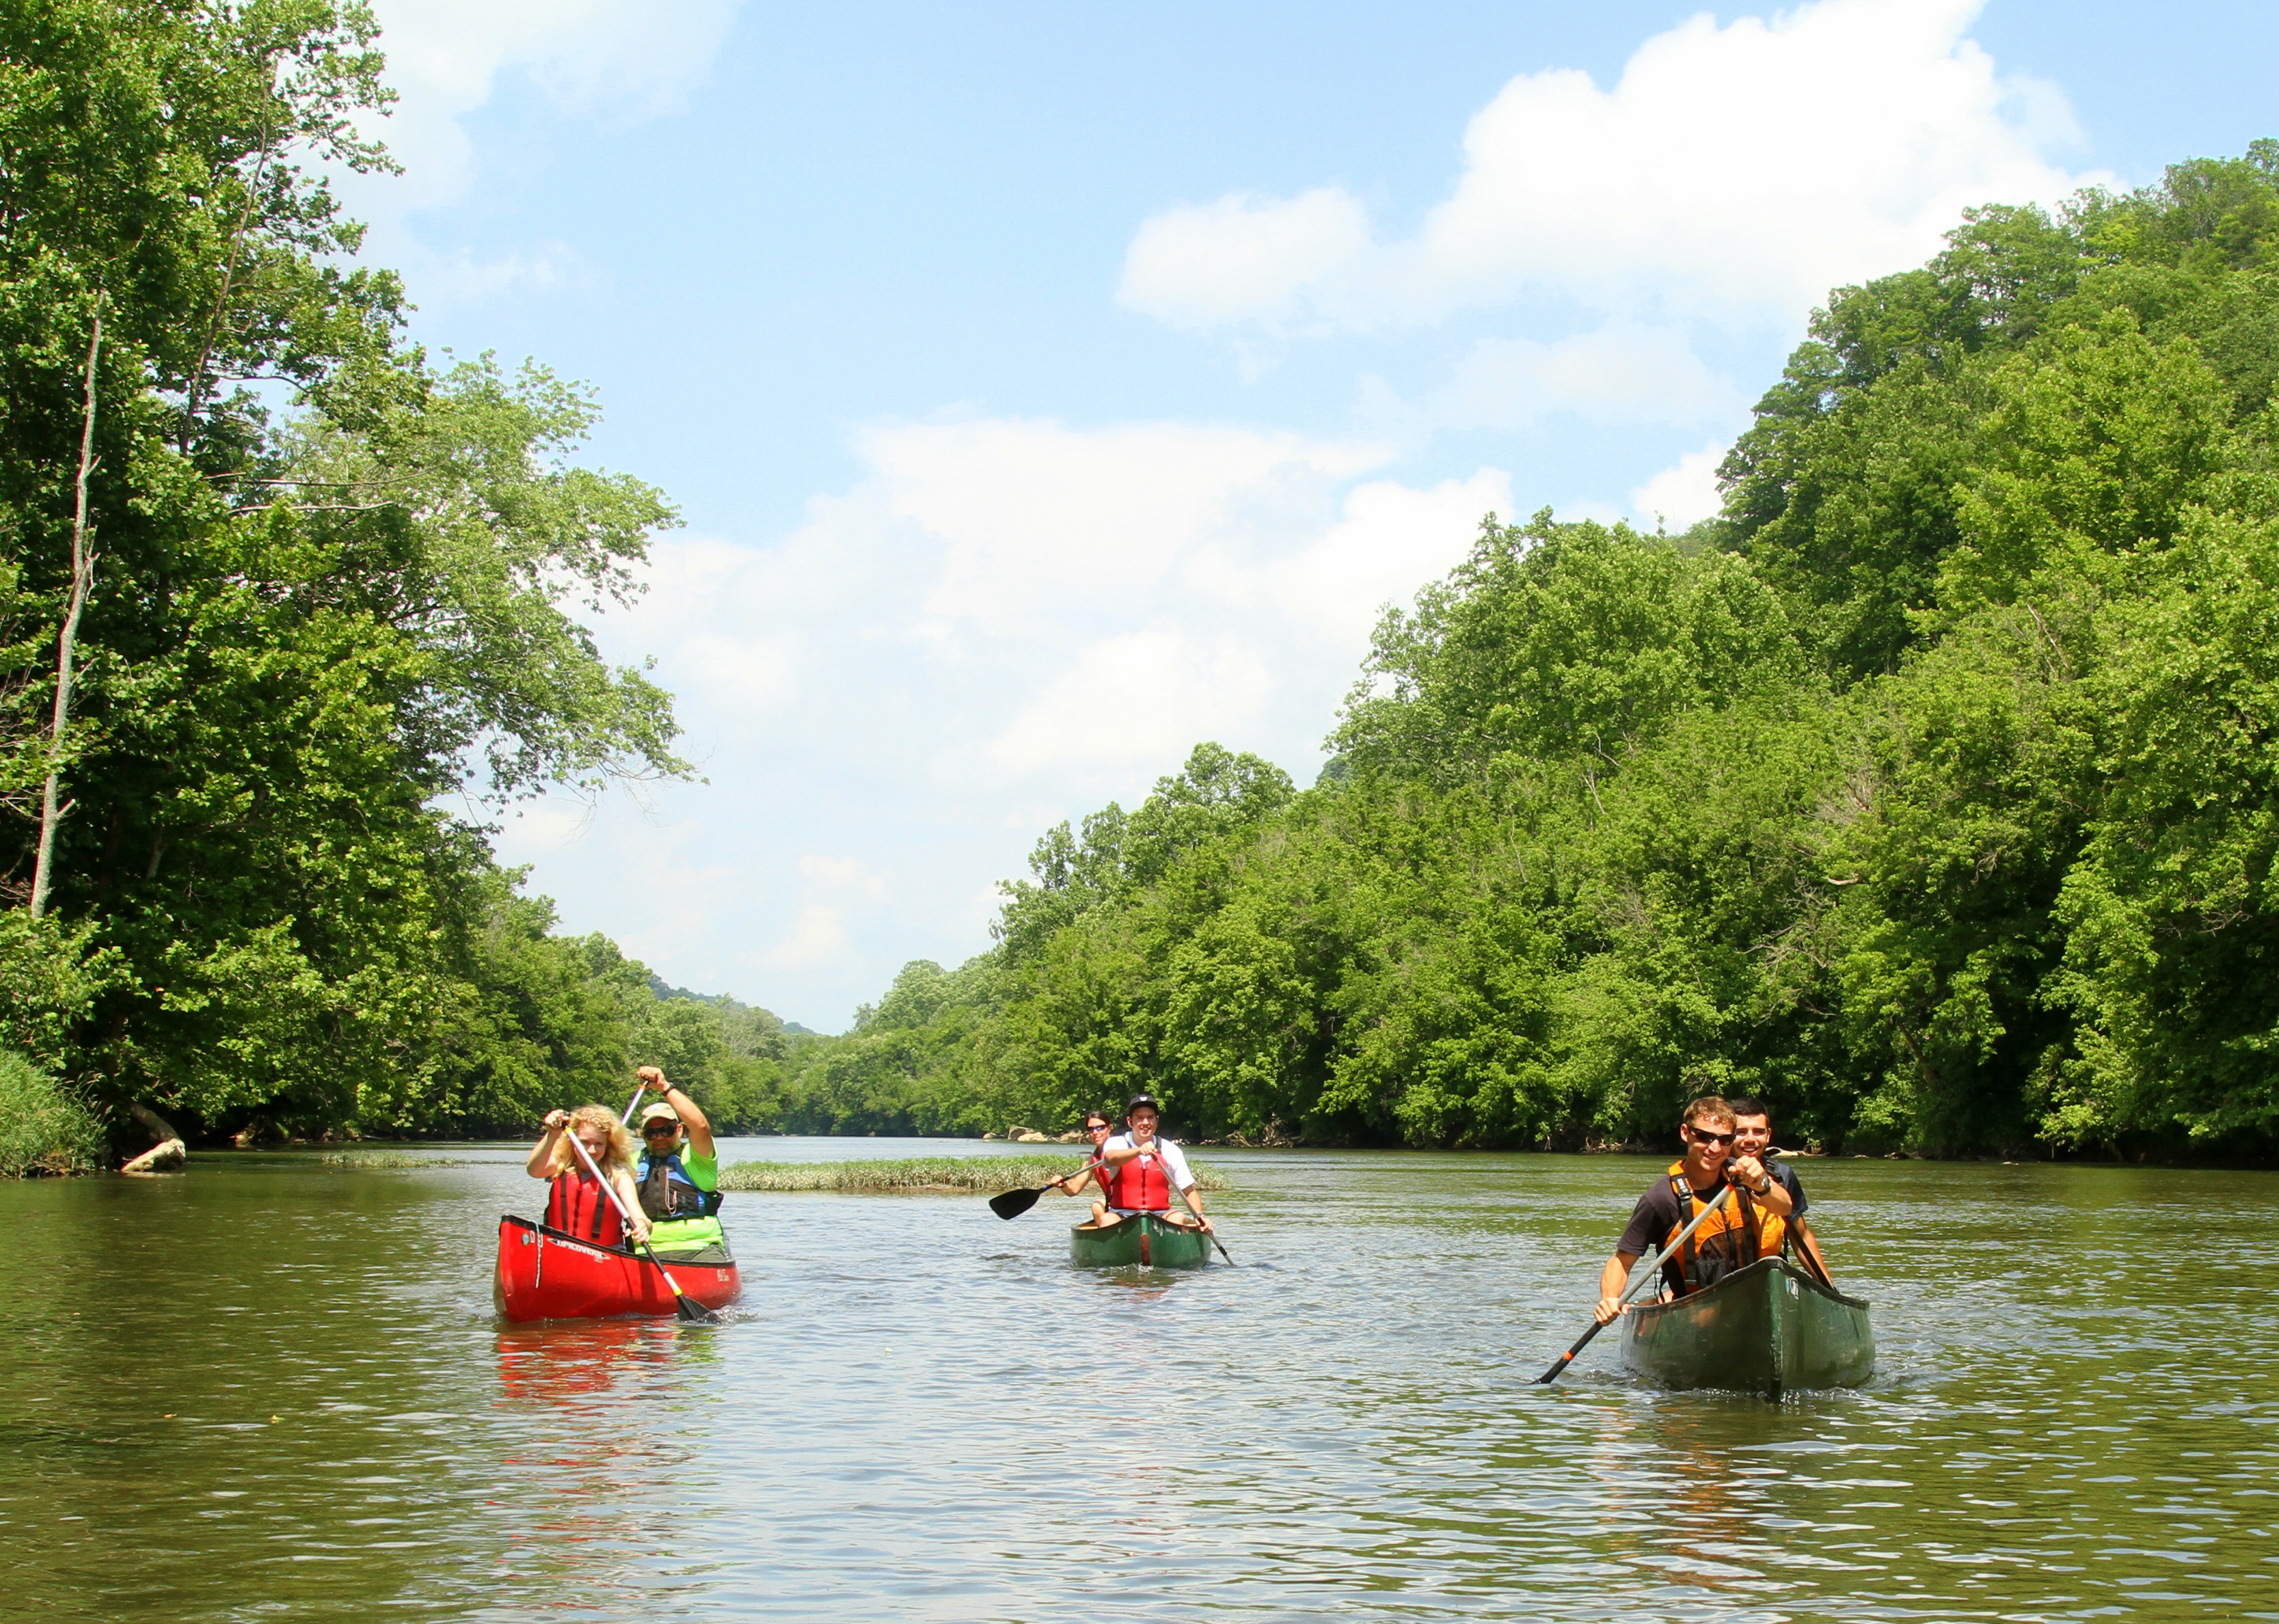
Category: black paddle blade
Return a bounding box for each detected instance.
[676,1295,723,1325]
[988,1185,1044,1221]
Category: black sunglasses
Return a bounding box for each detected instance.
[642,1122,679,1134]
[1687,1128,1736,1146]
[1084,1122,1110,1132]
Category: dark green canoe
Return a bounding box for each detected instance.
[1621,1256,1873,1398]
[1069,1212,1212,1269]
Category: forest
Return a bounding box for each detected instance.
[767,141,2279,1160]
[10,3,2279,1168]
[0,0,733,1166]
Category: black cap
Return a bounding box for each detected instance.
[1125,1094,1160,1115]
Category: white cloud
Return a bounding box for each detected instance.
[797,855,893,904]
[759,906,854,971]
[364,0,741,202]
[1120,188,1377,334]
[987,628,1276,774]
[1269,472,1512,646]
[1435,323,1739,430]
[336,1,742,302]
[1631,443,1730,530]
[1120,0,2107,334]
[510,418,1512,1014]
[610,417,1504,798]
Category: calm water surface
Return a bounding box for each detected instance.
[5,1139,2275,1621]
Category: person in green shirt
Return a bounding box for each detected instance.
[630,1066,726,1256]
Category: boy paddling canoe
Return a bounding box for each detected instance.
[1593,1094,1791,1325]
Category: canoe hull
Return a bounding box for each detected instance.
[494,1213,741,1323]
[1069,1211,1212,1269]
[1621,1256,1872,1398]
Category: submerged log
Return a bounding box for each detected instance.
[122,1137,185,1175]
[122,1101,186,1175]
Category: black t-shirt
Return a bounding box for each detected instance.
[1770,1158,1808,1218]
[1617,1176,1710,1260]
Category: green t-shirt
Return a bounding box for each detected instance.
[644,1148,723,1253]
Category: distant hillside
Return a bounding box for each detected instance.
[646,972,813,1032]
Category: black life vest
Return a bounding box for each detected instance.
[636,1151,720,1223]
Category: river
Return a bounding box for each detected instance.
[3,1139,2272,1621]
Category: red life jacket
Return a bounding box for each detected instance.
[545,1167,625,1247]
[1105,1148,1172,1211]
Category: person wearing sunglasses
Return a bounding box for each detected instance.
[1591,1094,1793,1325]
[630,1066,726,1256]
[1044,1112,1116,1219]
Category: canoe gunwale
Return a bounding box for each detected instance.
[1626,1254,1867,1321]
[499,1211,737,1268]
[1621,1255,1874,1398]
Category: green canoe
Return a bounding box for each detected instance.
[1069,1212,1212,1269]
[1621,1256,1873,1398]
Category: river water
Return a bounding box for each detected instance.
[4,1139,2274,1621]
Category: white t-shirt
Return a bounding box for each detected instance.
[1101,1133,1196,1205]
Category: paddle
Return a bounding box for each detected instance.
[1171,1172,1234,1265]
[619,1081,645,1126]
[988,1159,1105,1221]
[1534,1185,1732,1385]
[563,1128,722,1325]
[1762,1150,1835,1288]
[1790,1218,1836,1289]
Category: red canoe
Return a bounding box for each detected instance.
[494,1213,742,1323]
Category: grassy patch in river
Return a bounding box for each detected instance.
[316,1152,483,1168]
[716,1155,1230,1194]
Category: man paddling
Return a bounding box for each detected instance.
[1593,1094,1791,1325]
[631,1066,726,1256]
[1095,1095,1212,1233]
[1727,1095,1833,1283]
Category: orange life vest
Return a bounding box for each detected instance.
[1104,1148,1173,1211]
[545,1167,626,1247]
[1660,1160,1785,1296]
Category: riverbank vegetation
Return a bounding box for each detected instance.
[715,1155,1229,1194]
[14,10,2279,1167]
[0,2,751,1155]
[0,1053,105,1175]
[763,144,2279,1161]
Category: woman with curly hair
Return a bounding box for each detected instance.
[524,1104,651,1249]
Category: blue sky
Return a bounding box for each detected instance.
[351,0,2278,1029]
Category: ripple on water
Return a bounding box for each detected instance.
[1,1143,2274,1621]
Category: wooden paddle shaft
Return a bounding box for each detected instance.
[1535,1185,1732,1383]
[1166,1162,1232,1263]
[563,1128,701,1306]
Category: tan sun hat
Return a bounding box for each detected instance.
[638,1102,681,1127]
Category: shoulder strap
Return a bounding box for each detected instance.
[1669,1172,1697,1287]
